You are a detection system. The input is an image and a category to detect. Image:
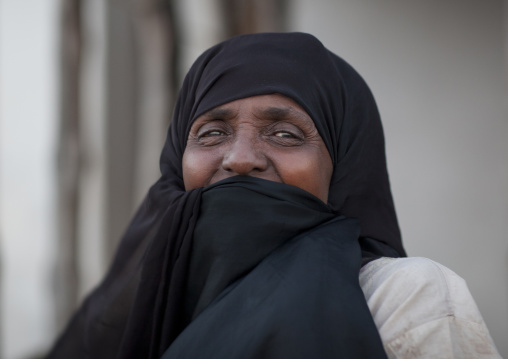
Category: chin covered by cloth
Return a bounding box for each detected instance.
[47,33,500,359]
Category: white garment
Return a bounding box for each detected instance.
[360,257,501,359]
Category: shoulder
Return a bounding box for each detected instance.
[360,257,469,316]
[360,257,501,358]
[359,257,471,339]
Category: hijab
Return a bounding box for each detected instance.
[47,32,405,359]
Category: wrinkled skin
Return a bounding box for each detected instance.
[182,94,333,203]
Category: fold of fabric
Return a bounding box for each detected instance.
[184,176,336,321]
[47,188,204,359]
[165,215,387,359]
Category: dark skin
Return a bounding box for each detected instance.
[182,94,333,203]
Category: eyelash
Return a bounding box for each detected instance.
[200,129,226,137]
[273,130,297,139]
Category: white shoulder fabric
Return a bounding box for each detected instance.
[360,257,501,359]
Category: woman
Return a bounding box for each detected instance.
[48,33,500,358]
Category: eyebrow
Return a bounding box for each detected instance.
[199,104,312,124]
[257,106,314,128]
[259,107,306,121]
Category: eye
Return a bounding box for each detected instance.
[195,126,230,146]
[267,125,304,147]
[200,130,225,137]
[274,131,296,139]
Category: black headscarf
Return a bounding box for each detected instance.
[47,32,405,359]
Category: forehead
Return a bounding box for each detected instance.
[193,94,314,125]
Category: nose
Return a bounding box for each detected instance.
[221,135,268,176]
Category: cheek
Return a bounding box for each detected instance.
[182,147,220,190]
[274,149,333,203]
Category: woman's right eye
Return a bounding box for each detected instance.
[200,130,225,137]
[195,127,229,146]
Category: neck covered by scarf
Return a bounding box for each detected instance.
[47,33,405,359]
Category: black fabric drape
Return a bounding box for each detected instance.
[183,176,337,322]
[47,32,405,359]
[165,178,386,358]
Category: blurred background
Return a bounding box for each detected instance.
[0,0,507,358]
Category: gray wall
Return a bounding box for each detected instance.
[290,0,508,354]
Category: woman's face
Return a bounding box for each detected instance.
[182,94,333,203]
